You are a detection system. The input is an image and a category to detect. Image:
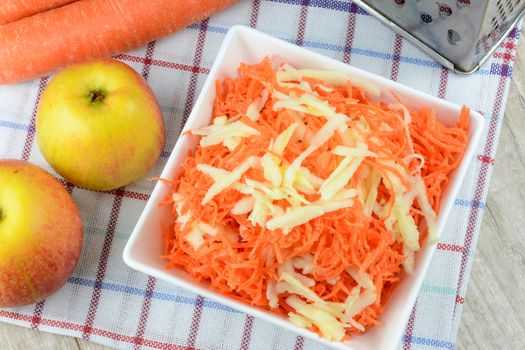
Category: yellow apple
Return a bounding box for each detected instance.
[0,160,83,307]
[36,59,165,191]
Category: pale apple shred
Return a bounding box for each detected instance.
[161,58,469,341]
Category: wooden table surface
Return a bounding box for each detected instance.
[2,32,525,350]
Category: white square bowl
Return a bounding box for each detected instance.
[123,25,484,350]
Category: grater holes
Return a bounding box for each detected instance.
[489,16,498,38]
[393,0,405,5]
[494,0,521,20]
[505,0,518,13]
[456,0,470,10]
[496,0,506,20]
[420,12,433,24]
[437,3,453,17]
[447,29,461,45]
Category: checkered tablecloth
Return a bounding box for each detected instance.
[0,1,519,349]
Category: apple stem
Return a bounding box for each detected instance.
[89,90,105,103]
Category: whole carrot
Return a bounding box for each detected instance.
[0,0,77,25]
[0,0,239,85]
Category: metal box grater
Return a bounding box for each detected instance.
[354,0,525,74]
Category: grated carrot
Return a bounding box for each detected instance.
[160,57,469,340]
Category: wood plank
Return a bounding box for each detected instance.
[0,322,80,350]
[0,322,113,349]
[457,76,525,350]
[76,339,113,350]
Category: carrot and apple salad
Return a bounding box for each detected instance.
[161,58,469,341]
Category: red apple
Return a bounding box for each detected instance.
[0,160,83,307]
[36,59,165,191]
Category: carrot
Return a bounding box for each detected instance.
[0,0,76,25]
[161,58,470,340]
[0,0,239,84]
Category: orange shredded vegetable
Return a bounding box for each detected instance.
[161,58,469,340]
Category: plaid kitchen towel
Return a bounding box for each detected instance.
[0,1,520,349]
